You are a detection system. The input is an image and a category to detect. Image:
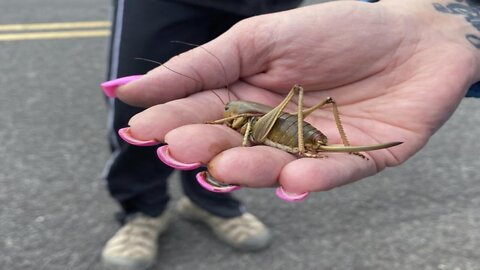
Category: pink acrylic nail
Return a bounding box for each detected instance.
[196,171,241,193]
[118,127,160,146]
[156,145,201,170]
[275,186,309,202]
[100,75,143,98]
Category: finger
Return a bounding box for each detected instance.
[278,154,378,194]
[207,146,296,187]
[126,91,224,142]
[164,124,244,164]
[115,22,268,107]
[161,119,385,192]
[205,146,380,191]
[162,122,296,186]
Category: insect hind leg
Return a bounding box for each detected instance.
[298,97,367,159]
[327,98,368,159]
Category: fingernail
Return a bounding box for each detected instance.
[196,171,241,193]
[118,127,160,146]
[275,186,309,202]
[100,75,143,98]
[157,145,201,170]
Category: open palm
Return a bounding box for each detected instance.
[112,1,477,195]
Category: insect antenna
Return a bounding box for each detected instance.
[209,89,226,106]
[135,57,201,84]
[170,40,232,103]
[135,57,226,105]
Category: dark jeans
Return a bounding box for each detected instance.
[104,0,250,219]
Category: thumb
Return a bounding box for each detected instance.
[115,20,267,107]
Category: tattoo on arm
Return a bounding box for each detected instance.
[433,0,480,48]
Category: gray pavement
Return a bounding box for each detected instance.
[1,0,480,270]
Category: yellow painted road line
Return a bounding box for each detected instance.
[0,21,111,32]
[0,30,110,41]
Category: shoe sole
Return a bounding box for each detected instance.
[176,200,272,252]
[102,256,154,270]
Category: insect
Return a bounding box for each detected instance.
[207,84,401,159]
[198,84,403,191]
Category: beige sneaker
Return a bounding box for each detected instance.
[176,197,271,251]
[101,211,171,270]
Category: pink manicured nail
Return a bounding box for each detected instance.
[196,171,241,193]
[157,145,201,170]
[100,75,143,98]
[275,186,309,202]
[118,127,160,146]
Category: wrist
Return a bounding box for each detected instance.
[379,0,480,82]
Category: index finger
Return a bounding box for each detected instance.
[115,35,245,107]
[126,90,226,142]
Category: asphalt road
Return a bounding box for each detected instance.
[1,1,479,270]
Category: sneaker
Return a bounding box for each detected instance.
[101,211,171,270]
[176,197,271,251]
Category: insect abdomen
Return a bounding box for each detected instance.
[267,113,327,148]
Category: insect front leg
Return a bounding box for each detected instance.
[240,118,254,146]
[296,86,305,153]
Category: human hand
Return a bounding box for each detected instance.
[101,0,480,200]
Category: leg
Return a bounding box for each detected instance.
[327,98,351,147]
[242,119,253,146]
[296,85,305,153]
[300,97,368,158]
[295,97,351,147]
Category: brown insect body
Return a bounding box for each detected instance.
[202,85,403,191]
[209,85,402,159]
[223,100,328,156]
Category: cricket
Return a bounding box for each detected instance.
[198,83,403,191]
[206,84,402,159]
